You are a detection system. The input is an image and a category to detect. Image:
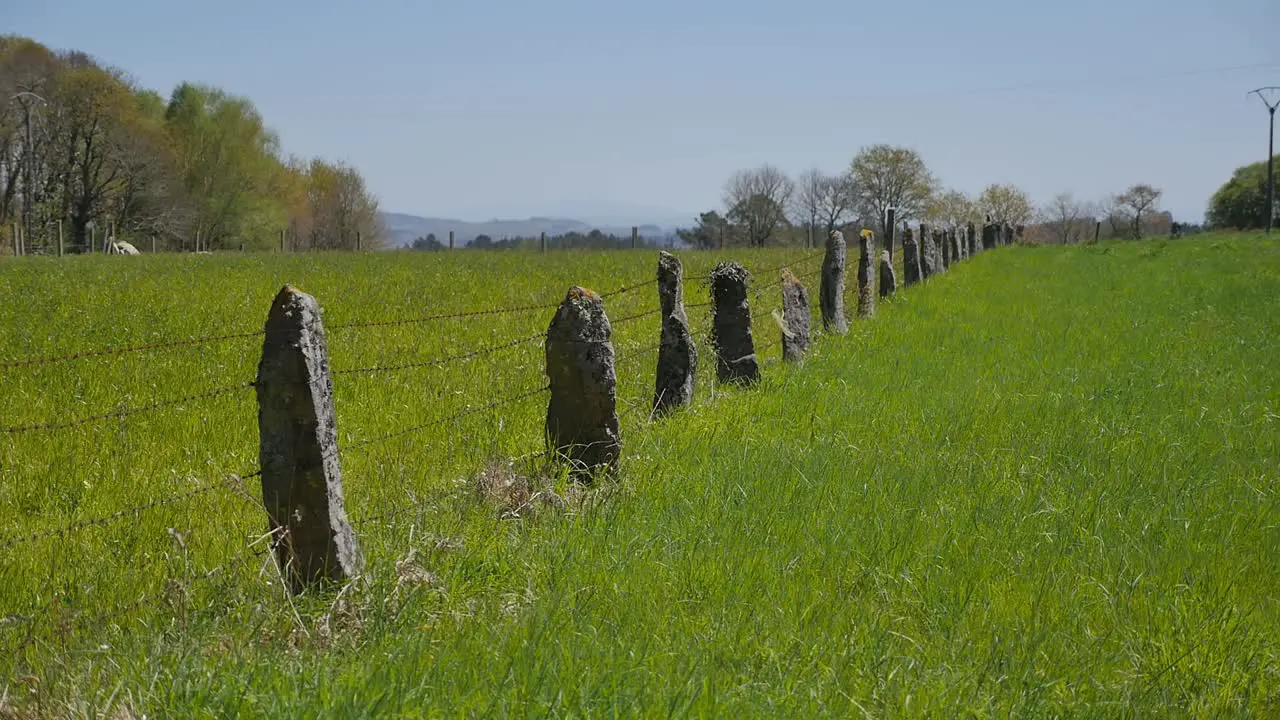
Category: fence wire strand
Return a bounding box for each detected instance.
[0,381,256,435]
[333,331,546,377]
[344,385,549,455]
[0,472,257,552]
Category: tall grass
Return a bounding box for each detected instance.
[1,236,1277,716]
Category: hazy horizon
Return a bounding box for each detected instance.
[7,0,1279,225]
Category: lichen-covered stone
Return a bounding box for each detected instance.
[857,232,875,318]
[653,251,696,416]
[902,228,922,286]
[710,262,759,385]
[779,270,810,362]
[820,230,848,334]
[256,285,362,593]
[545,286,621,482]
[878,250,896,298]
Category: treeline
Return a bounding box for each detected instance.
[410,228,662,251]
[0,35,383,254]
[680,144,1182,249]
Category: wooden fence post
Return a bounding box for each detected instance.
[778,269,810,362]
[545,286,621,482]
[152,235,157,253]
[540,231,546,252]
[654,251,696,416]
[820,229,848,334]
[9,222,16,257]
[57,220,63,257]
[710,261,759,385]
[356,231,362,251]
[857,229,875,318]
[256,285,362,593]
[280,228,286,253]
[631,226,638,249]
[1094,221,1101,242]
[448,230,455,250]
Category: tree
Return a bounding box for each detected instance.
[977,183,1034,227]
[676,210,728,249]
[1115,184,1162,239]
[1040,192,1093,244]
[411,233,445,251]
[164,82,289,250]
[303,158,383,250]
[927,189,979,227]
[794,168,823,246]
[1207,156,1279,229]
[848,144,937,237]
[722,165,794,246]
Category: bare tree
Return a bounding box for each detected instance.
[927,189,979,228]
[794,168,824,248]
[817,173,855,239]
[849,144,937,237]
[1115,184,1162,239]
[1040,193,1092,244]
[723,164,795,246]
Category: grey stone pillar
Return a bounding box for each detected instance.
[878,250,896,298]
[779,270,810,362]
[256,285,362,594]
[856,231,875,318]
[653,251,696,416]
[820,230,848,334]
[545,287,621,482]
[902,228,922,286]
[710,262,760,385]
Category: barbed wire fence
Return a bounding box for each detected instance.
[0,242,906,670]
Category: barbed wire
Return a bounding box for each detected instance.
[333,331,546,377]
[343,385,549,455]
[0,472,257,552]
[0,273,653,372]
[0,381,255,435]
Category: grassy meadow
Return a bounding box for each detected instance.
[0,235,1277,716]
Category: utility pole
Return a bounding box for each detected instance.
[1249,87,1279,234]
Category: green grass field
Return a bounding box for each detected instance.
[1,236,1277,717]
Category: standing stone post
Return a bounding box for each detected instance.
[856,229,875,319]
[941,228,952,269]
[710,262,760,385]
[902,227,922,286]
[820,230,848,333]
[653,252,696,416]
[966,222,977,256]
[1002,224,1015,247]
[950,228,963,263]
[919,225,937,279]
[982,222,999,250]
[256,285,362,594]
[778,269,810,362]
[545,287,621,482]
[885,208,897,260]
[879,250,897,298]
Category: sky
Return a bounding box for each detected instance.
[5,0,1279,225]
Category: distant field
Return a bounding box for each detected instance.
[1,236,1277,716]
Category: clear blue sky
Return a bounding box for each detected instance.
[6,0,1279,224]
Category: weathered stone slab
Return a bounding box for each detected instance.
[710,262,760,385]
[653,251,696,416]
[879,250,896,298]
[779,269,809,362]
[902,228,922,286]
[256,285,362,593]
[920,226,938,279]
[820,230,848,334]
[545,286,621,482]
[857,230,875,318]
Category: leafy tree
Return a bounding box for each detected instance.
[1115,184,1162,239]
[411,233,445,251]
[927,189,979,227]
[1207,156,1278,229]
[849,144,937,237]
[677,210,728,249]
[977,183,1034,227]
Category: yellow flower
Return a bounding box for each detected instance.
[860,229,873,239]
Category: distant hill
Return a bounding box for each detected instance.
[379,212,681,248]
